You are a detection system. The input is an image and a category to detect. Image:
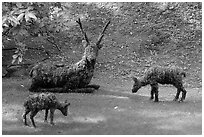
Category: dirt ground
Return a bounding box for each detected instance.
[2,77,202,135]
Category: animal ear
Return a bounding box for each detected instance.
[131,76,138,82]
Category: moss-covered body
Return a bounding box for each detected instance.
[29,56,94,91]
[132,66,187,102]
[29,19,110,93]
[23,93,70,127]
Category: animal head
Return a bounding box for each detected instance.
[131,76,142,93]
[76,18,110,61]
[60,100,70,116]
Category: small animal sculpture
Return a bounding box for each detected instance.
[131,66,187,102]
[22,93,70,127]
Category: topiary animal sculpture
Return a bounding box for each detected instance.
[131,66,187,102]
[29,18,110,93]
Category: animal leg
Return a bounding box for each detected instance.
[152,84,159,102]
[179,86,187,102]
[30,110,38,128]
[22,109,30,126]
[173,88,181,101]
[150,85,155,100]
[44,109,49,123]
[174,83,186,102]
[50,108,55,125]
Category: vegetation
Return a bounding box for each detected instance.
[2,2,202,87]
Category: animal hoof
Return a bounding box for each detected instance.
[32,125,37,128]
[178,99,184,103]
[173,98,178,101]
[24,123,29,127]
[149,97,154,100]
[50,123,55,126]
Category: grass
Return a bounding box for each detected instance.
[2,77,202,135]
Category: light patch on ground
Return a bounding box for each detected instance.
[2,112,19,122]
[155,112,202,131]
[138,109,202,132]
[73,115,106,124]
[2,104,23,122]
[2,104,23,112]
[138,109,201,119]
[113,106,126,112]
[54,117,72,123]
[2,124,42,132]
[138,109,171,118]
[102,94,129,99]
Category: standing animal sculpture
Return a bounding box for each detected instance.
[131,66,187,102]
[29,18,110,93]
[23,93,70,128]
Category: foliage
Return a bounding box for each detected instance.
[2,2,202,65]
[2,2,63,64]
[117,2,202,53]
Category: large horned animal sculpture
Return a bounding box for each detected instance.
[29,18,110,93]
